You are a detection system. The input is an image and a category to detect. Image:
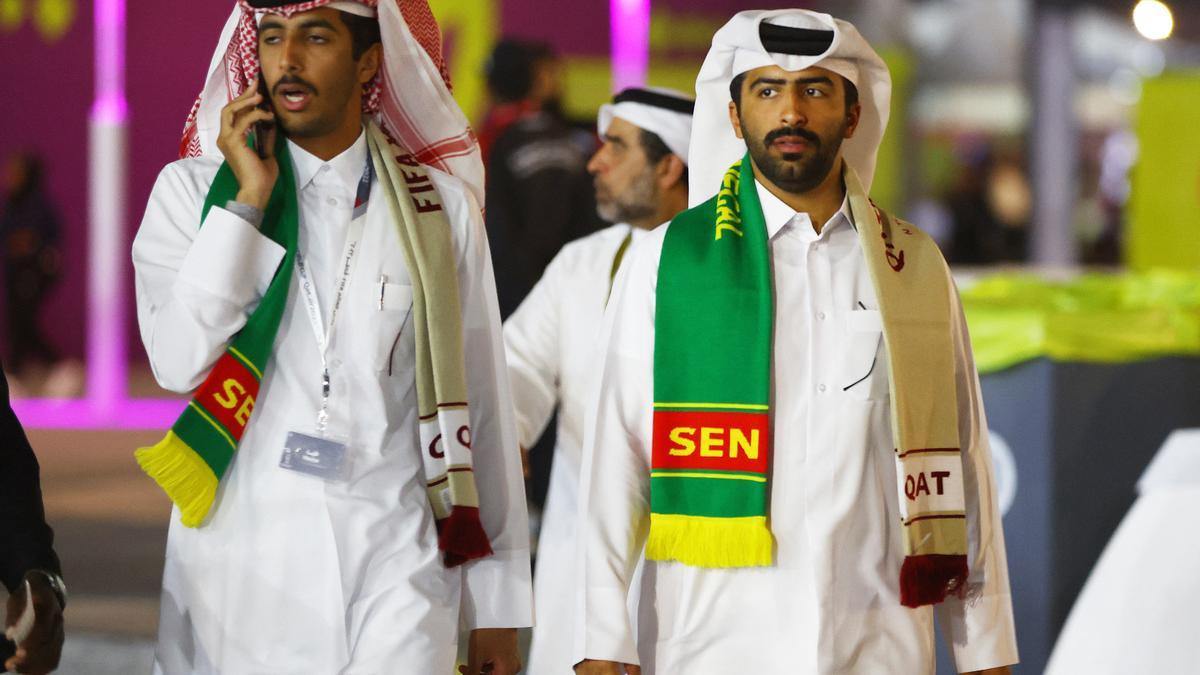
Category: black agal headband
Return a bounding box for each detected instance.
[759,22,835,56]
[612,88,695,116]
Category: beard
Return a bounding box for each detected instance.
[742,117,848,195]
[595,164,659,224]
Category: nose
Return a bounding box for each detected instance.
[586,145,608,176]
[780,87,808,127]
[279,33,303,74]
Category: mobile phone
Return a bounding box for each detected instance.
[253,73,275,159]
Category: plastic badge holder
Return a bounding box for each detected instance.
[279,430,351,481]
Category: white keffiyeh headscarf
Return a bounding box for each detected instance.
[178,0,484,203]
[598,87,695,165]
[689,9,892,206]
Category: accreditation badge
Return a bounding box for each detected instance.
[279,430,351,482]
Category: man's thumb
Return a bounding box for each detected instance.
[5,581,34,644]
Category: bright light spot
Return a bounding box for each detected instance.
[1133,0,1174,41]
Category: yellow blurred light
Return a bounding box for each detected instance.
[1133,0,1174,41]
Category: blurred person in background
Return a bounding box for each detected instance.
[478,39,561,162]
[504,86,692,674]
[1,154,62,380]
[481,38,603,550]
[130,1,530,673]
[985,151,1031,262]
[575,9,1016,674]
[482,39,604,320]
[945,147,1030,265]
[1,359,66,675]
[944,151,1005,265]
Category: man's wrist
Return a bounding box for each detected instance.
[24,569,67,610]
[224,199,266,228]
[233,189,270,213]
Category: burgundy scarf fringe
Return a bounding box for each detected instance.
[438,506,494,567]
[899,554,969,608]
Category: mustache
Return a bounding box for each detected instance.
[272,75,318,97]
[763,126,820,147]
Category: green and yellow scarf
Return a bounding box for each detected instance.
[137,123,492,566]
[650,154,969,607]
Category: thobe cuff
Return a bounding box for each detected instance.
[461,548,534,629]
[176,205,286,309]
[937,591,1020,672]
[579,586,639,666]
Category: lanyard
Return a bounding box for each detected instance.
[295,157,373,432]
[605,229,634,306]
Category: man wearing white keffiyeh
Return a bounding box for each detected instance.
[574,9,1016,675]
[131,2,531,673]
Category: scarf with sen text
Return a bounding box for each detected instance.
[136,122,492,566]
[650,154,968,607]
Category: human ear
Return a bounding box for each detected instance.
[657,154,685,190]
[844,101,862,139]
[728,101,744,140]
[358,43,382,85]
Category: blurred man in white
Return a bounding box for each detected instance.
[575,10,1017,675]
[503,87,692,674]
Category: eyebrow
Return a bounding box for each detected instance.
[749,76,835,89]
[299,18,337,31]
[604,133,627,146]
[259,17,337,32]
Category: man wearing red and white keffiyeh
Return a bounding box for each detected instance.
[132,2,532,673]
[179,0,484,204]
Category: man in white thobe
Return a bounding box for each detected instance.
[504,87,692,674]
[132,2,530,673]
[575,10,1017,675]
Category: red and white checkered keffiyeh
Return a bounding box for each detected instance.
[179,0,483,202]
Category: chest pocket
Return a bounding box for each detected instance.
[841,309,889,401]
[371,282,414,373]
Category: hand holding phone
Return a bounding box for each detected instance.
[253,73,276,159]
[215,75,279,213]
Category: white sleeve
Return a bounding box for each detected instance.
[502,250,565,449]
[131,162,285,393]
[435,172,534,630]
[574,234,660,667]
[936,275,1020,672]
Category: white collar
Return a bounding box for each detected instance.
[626,222,657,242]
[753,178,852,241]
[287,128,368,193]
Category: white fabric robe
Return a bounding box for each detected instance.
[576,180,1019,674]
[132,132,532,675]
[503,223,649,674]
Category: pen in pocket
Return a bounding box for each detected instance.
[378,274,387,310]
